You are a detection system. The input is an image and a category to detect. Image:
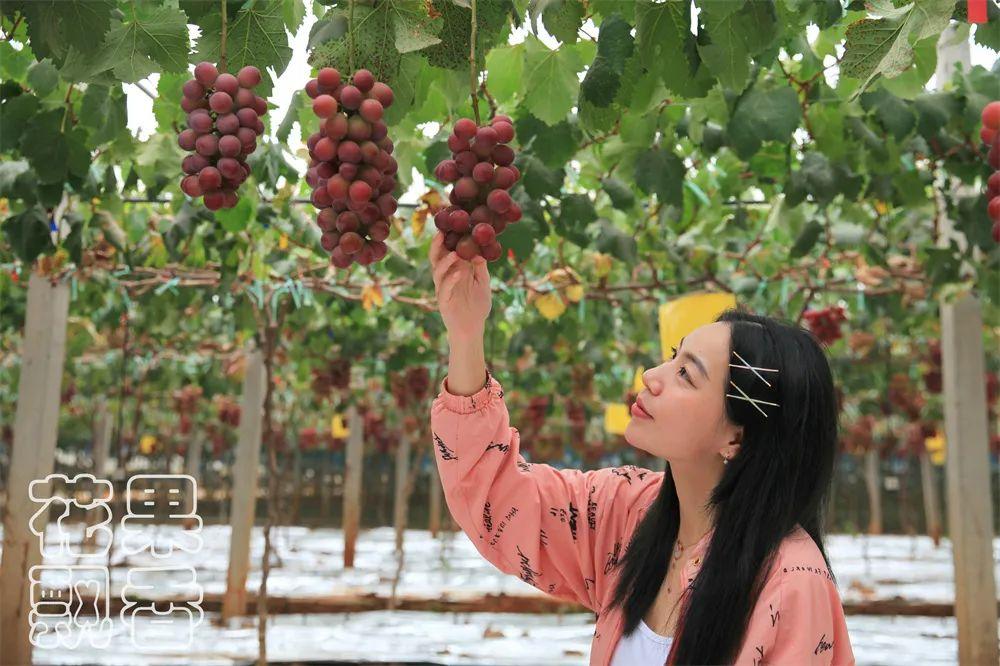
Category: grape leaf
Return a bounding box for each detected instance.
[0,94,39,153]
[601,176,635,210]
[387,0,443,53]
[26,59,59,97]
[727,86,800,159]
[697,0,778,92]
[309,4,401,87]
[514,113,580,168]
[542,0,585,44]
[515,153,564,198]
[19,109,89,184]
[19,0,114,64]
[580,13,634,107]
[3,205,51,263]
[486,44,525,103]
[840,0,953,99]
[423,0,514,71]
[860,88,915,140]
[97,4,190,83]
[634,147,684,207]
[555,193,596,246]
[593,218,637,262]
[79,83,127,145]
[789,219,822,258]
[521,35,587,125]
[196,0,292,97]
[635,0,714,98]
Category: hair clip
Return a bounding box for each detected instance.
[727,351,780,418]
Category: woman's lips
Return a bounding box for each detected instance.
[631,397,652,419]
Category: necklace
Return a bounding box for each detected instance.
[656,527,713,636]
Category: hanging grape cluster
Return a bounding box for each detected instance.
[802,305,847,346]
[304,67,398,268]
[980,101,1000,242]
[432,115,522,262]
[177,62,267,210]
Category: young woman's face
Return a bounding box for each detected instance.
[624,321,741,462]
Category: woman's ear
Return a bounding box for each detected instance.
[724,427,743,459]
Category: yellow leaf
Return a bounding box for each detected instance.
[604,403,630,434]
[565,284,585,303]
[139,434,157,455]
[658,292,737,362]
[331,414,350,438]
[411,208,426,237]
[632,367,645,394]
[361,284,384,311]
[279,234,289,250]
[535,291,566,320]
[925,431,945,465]
[592,252,612,278]
[874,200,889,215]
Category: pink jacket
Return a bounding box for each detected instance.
[431,371,855,665]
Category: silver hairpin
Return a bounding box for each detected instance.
[727,351,780,417]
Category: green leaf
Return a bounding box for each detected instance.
[278,90,305,143]
[789,218,823,258]
[727,86,800,159]
[860,88,915,140]
[389,0,444,53]
[215,196,256,233]
[0,94,39,152]
[697,1,750,90]
[542,0,585,43]
[309,4,401,87]
[153,71,188,131]
[422,0,513,71]
[515,153,564,198]
[521,35,586,125]
[20,0,114,64]
[634,147,684,207]
[840,0,953,99]
[555,193,596,245]
[283,0,307,33]
[593,218,637,262]
[514,113,579,168]
[19,109,89,184]
[486,44,524,103]
[580,13,634,107]
[196,0,291,97]
[0,41,35,81]
[98,4,190,83]
[3,205,52,263]
[601,176,635,210]
[79,83,127,145]
[634,0,714,98]
[26,59,59,97]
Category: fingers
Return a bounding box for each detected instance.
[472,255,489,284]
[428,231,448,269]
[432,252,460,289]
[442,264,466,300]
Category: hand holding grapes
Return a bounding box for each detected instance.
[430,231,492,342]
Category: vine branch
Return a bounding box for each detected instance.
[220,0,228,72]
[469,0,481,124]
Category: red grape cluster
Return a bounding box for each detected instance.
[432,115,522,262]
[177,62,267,210]
[803,305,847,345]
[304,67,398,268]
[980,101,1000,242]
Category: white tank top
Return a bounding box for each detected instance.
[609,618,674,666]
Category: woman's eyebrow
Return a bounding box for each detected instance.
[678,336,709,381]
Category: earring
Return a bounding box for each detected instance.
[720,452,729,465]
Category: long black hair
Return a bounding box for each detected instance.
[606,307,840,664]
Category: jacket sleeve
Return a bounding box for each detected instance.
[736,561,856,666]
[430,370,663,612]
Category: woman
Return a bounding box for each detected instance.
[428,233,855,665]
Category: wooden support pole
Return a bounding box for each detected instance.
[864,448,883,535]
[941,296,998,665]
[342,405,363,568]
[0,273,70,665]
[919,452,942,545]
[428,459,442,537]
[182,438,203,530]
[83,398,113,547]
[393,432,412,554]
[221,343,266,621]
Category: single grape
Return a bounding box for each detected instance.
[487,189,512,214]
[210,91,233,113]
[340,231,364,254]
[327,175,350,200]
[349,180,372,203]
[449,209,471,233]
[237,65,262,88]
[313,94,338,118]
[237,107,258,128]
[198,166,222,191]
[188,109,213,133]
[305,78,320,99]
[177,129,198,151]
[369,220,391,242]
[217,113,240,135]
[182,79,205,100]
[336,211,360,233]
[472,162,494,183]
[472,222,496,246]
[235,87,256,110]
[359,98,383,123]
[454,118,477,141]
[337,141,362,164]
[180,175,202,197]
[215,73,239,96]
[195,134,219,157]
[370,82,393,108]
[217,157,242,180]
[492,145,515,167]
[456,235,480,260]
[314,137,337,162]
[347,115,372,141]
[492,121,515,144]
[318,67,341,91]
[194,62,219,87]
[204,190,226,210]
[340,85,363,110]
[353,69,375,93]
[454,177,478,200]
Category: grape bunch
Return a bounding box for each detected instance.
[802,305,847,346]
[304,67,398,268]
[432,115,522,262]
[177,62,267,210]
[980,100,1000,242]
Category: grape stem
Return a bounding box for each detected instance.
[348,0,356,75]
[220,0,228,72]
[469,0,480,125]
